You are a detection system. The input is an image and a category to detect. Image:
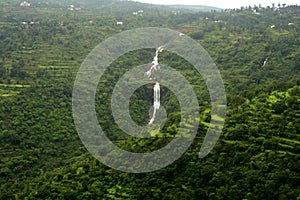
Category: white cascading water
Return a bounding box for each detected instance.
[153,82,160,110]
[149,82,161,125]
[262,56,269,67]
[146,46,163,125]
[144,46,164,79]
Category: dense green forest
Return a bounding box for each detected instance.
[0,0,299,199]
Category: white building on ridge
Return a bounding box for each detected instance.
[20,1,31,7]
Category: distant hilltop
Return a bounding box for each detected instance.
[166,4,222,12]
[11,0,222,12]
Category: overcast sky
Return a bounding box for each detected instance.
[134,0,299,9]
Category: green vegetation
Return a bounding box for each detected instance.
[0,0,299,199]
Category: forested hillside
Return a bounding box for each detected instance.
[0,1,299,199]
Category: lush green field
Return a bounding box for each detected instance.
[0,1,299,199]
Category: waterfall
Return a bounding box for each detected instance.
[146,47,163,125]
[144,46,164,78]
[262,56,269,67]
[149,82,160,125]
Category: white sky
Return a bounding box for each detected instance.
[134,0,299,9]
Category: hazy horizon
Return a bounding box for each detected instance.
[134,0,299,9]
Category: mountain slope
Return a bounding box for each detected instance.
[167,4,222,12]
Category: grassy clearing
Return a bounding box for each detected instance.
[271,29,290,36]
[277,150,299,157]
[38,65,70,69]
[211,114,225,122]
[0,84,31,88]
[201,121,210,127]
[223,140,248,145]
[0,83,30,97]
[278,143,295,149]
[0,89,20,97]
[1,93,19,97]
[274,136,300,145]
